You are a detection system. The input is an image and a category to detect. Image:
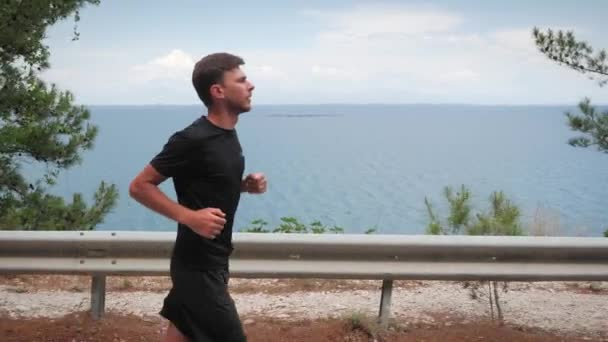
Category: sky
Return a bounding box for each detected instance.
[41,0,608,105]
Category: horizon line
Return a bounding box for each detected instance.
[85,102,608,107]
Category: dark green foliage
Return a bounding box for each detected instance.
[0,0,117,230]
[533,28,608,153]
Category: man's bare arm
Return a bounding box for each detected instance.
[129,164,190,223]
[129,164,226,239]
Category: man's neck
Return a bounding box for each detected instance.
[206,107,238,130]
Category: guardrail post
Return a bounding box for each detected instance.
[378,279,393,326]
[90,274,106,319]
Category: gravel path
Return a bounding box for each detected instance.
[1,282,607,337]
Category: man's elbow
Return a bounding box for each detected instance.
[129,179,143,200]
[130,165,165,200]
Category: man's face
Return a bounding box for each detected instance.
[220,67,255,113]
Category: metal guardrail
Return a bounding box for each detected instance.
[1,231,607,321]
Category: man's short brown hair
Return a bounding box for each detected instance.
[192,53,245,107]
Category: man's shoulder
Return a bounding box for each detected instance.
[175,117,218,142]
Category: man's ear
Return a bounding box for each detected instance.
[210,84,225,100]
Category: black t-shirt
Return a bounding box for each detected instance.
[150,116,245,270]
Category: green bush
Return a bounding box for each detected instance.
[241,217,373,234]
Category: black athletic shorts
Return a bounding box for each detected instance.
[160,268,246,342]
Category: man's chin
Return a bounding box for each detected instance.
[238,105,252,114]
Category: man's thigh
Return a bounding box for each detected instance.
[161,268,246,342]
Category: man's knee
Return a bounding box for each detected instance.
[164,322,189,342]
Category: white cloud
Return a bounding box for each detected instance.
[299,6,481,83]
[310,65,364,81]
[490,29,539,55]
[439,69,480,83]
[311,65,336,75]
[309,6,463,54]
[444,34,483,44]
[130,49,195,82]
[237,7,606,104]
[243,64,288,81]
[44,5,607,105]
[313,5,462,37]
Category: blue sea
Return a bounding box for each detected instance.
[47,104,608,236]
